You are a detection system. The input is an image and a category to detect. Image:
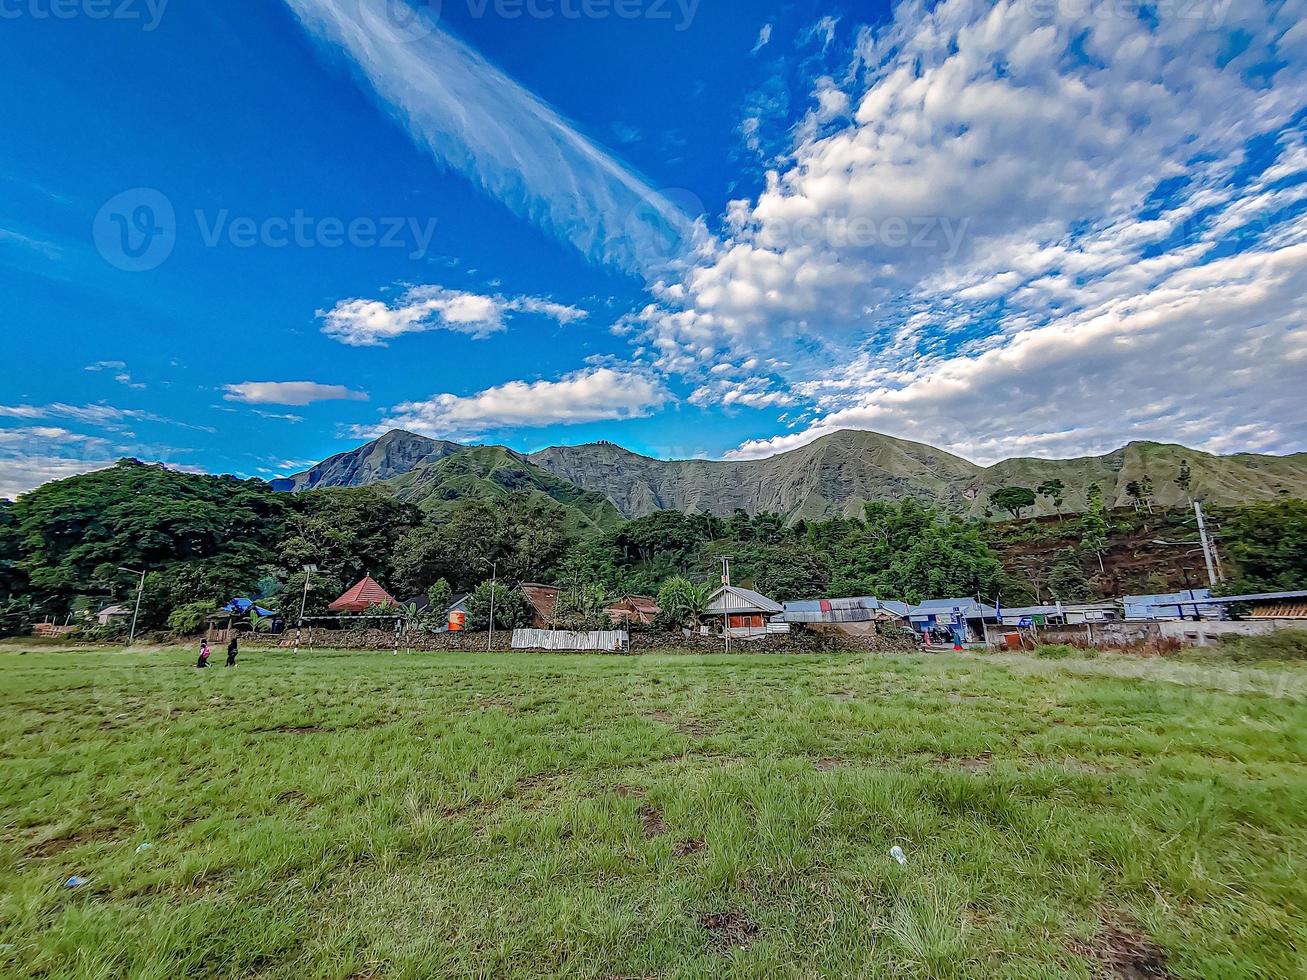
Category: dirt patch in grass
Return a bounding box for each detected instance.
[24,823,128,859]
[935,751,993,772]
[674,838,705,856]
[828,689,858,701]
[638,804,666,838]
[648,710,713,737]
[1071,925,1174,979]
[699,910,759,951]
[478,697,515,713]
[813,757,845,771]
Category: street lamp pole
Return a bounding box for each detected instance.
[119,567,146,647]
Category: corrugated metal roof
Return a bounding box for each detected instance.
[783,596,885,623]
[1187,590,1307,604]
[705,586,783,615]
[908,598,998,620]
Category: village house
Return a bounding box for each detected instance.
[782,596,910,636]
[520,583,562,629]
[704,585,783,639]
[329,576,398,613]
[95,604,132,628]
[999,602,1122,627]
[908,598,999,646]
[603,594,660,626]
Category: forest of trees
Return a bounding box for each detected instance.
[2,459,1305,636]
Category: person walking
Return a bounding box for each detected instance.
[226,635,238,667]
[196,639,211,669]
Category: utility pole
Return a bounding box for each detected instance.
[1193,501,1220,587]
[293,564,317,655]
[119,567,146,647]
[486,560,498,653]
[719,556,733,654]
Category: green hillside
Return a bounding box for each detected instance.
[283,429,1307,524]
[377,446,625,531]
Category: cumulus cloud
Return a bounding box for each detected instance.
[222,381,370,406]
[365,367,670,440]
[0,456,117,500]
[284,0,699,277]
[727,235,1307,463]
[318,284,587,347]
[627,0,1307,460]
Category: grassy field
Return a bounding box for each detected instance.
[1,646,1305,979]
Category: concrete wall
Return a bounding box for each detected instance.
[1157,619,1305,647]
[995,619,1305,648]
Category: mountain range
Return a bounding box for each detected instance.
[273,429,1307,526]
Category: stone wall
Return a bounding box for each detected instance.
[248,623,918,654]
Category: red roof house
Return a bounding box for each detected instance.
[604,594,661,625]
[329,576,398,613]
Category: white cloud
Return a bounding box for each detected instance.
[727,235,1307,463]
[629,0,1307,460]
[0,457,117,500]
[84,360,127,372]
[367,367,670,440]
[751,23,773,54]
[318,284,587,347]
[284,0,699,277]
[0,426,109,449]
[222,381,369,406]
[800,15,838,52]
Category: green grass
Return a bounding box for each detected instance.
[2,647,1305,979]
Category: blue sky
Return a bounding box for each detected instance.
[2,0,1306,497]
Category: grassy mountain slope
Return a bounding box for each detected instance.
[284,429,1307,522]
[273,430,463,492]
[530,431,1307,520]
[377,446,624,531]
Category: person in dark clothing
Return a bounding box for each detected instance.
[196,640,210,669]
[226,636,238,667]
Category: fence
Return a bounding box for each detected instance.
[511,629,629,652]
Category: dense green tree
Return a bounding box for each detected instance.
[754,547,831,601]
[464,581,531,631]
[167,600,218,634]
[278,487,419,593]
[989,486,1037,520]
[1220,500,1307,593]
[656,575,712,630]
[1174,461,1193,501]
[11,460,291,616]
[1036,479,1066,517]
[750,512,786,544]
[553,583,611,630]
[1047,550,1094,602]
[1080,484,1108,574]
[427,578,453,614]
